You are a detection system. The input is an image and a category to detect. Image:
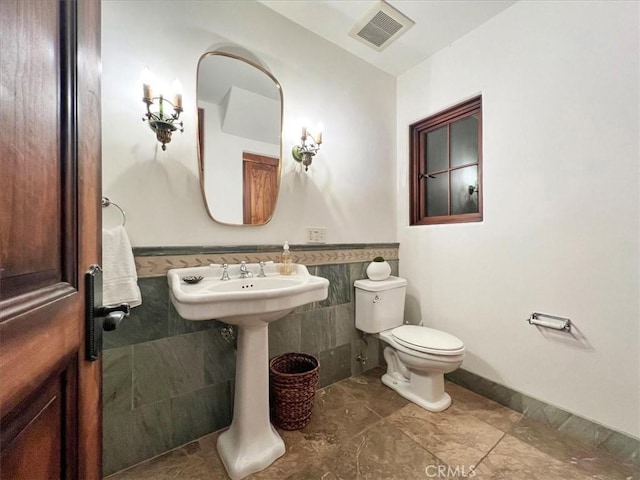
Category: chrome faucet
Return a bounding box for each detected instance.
[257,261,266,278]
[220,264,230,281]
[239,261,252,279]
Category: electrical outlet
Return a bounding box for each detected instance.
[305,226,326,243]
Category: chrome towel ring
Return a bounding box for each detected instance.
[101,196,126,226]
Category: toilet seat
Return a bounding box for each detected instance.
[391,325,465,355]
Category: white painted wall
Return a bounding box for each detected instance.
[397,1,640,437]
[101,1,397,245]
[220,86,280,145]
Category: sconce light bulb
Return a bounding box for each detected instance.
[141,66,156,101]
[300,117,310,140]
[171,78,183,110]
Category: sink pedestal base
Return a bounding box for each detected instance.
[217,321,285,480]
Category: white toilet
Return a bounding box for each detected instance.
[354,276,465,412]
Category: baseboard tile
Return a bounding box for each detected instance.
[446,368,640,466]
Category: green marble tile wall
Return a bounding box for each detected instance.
[102,244,399,476]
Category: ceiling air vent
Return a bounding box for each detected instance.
[349,1,415,52]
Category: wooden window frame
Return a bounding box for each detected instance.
[410,96,483,225]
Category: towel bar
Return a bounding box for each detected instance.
[101,196,126,226]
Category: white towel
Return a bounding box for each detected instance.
[102,225,142,307]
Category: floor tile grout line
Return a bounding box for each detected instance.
[388,417,453,468]
[472,430,508,471]
[335,408,388,445]
[381,403,509,472]
[326,376,388,422]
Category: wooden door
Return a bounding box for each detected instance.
[242,152,279,224]
[0,1,102,479]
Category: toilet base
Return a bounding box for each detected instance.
[381,373,452,412]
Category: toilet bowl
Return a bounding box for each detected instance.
[354,277,465,412]
[379,326,464,411]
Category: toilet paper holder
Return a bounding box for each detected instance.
[526,312,571,332]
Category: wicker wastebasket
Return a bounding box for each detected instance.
[269,353,319,430]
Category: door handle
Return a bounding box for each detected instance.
[85,265,131,360]
[98,303,130,331]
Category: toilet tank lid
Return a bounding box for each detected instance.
[354,276,407,291]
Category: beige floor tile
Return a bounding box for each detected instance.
[387,403,504,467]
[105,434,228,480]
[445,381,523,432]
[298,383,382,447]
[336,367,410,418]
[328,420,441,480]
[283,460,338,480]
[248,429,337,480]
[474,434,595,480]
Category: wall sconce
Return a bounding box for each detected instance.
[141,67,184,150]
[292,123,323,171]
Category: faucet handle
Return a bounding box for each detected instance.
[257,261,266,278]
[220,263,230,281]
[239,261,252,278]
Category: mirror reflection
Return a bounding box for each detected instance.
[197,52,283,225]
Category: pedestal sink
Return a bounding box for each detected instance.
[167,263,329,480]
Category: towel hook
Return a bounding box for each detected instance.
[101,196,126,226]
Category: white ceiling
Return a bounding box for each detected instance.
[259,0,517,76]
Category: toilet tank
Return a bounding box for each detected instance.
[354,276,408,333]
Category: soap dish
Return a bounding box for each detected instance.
[181,275,203,284]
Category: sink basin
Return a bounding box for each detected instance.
[167,262,329,480]
[168,263,329,326]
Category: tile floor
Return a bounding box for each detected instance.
[106,368,639,480]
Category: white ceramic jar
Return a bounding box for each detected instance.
[366,260,391,281]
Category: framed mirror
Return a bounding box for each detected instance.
[196,52,283,225]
